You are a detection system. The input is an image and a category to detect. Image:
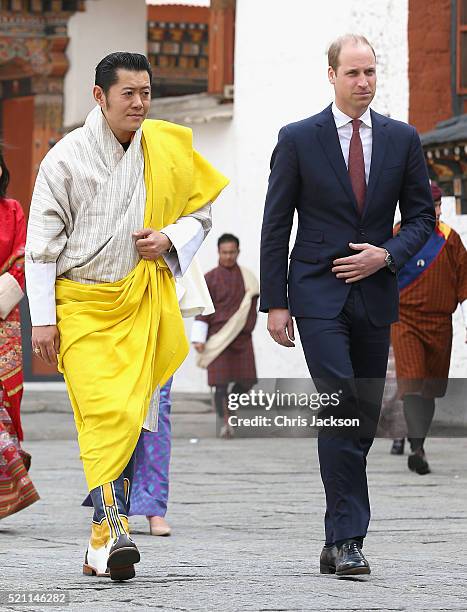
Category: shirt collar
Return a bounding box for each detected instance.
[332,102,372,129]
[84,105,143,168]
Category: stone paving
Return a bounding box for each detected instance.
[1,393,467,611]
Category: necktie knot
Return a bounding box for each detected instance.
[351,119,362,132]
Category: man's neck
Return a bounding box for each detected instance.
[111,128,133,146]
[334,100,369,120]
[100,109,134,145]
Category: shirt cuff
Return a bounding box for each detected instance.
[190,320,209,343]
[461,299,467,328]
[25,261,57,326]
[161,217,205,277]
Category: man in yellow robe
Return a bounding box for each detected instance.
[25,52,228,581]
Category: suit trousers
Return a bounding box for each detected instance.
[296,285,390,544]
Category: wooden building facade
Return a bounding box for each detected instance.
[409,0,467,213]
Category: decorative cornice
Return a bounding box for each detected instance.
[0,7,79,81]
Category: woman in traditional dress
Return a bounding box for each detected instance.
[0,151,39,519]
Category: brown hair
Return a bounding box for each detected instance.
[327,34,376,72]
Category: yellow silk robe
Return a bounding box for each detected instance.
[55,119,228,491]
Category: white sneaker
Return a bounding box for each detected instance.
[83,539,112,577]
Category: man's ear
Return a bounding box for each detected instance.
[328,66,336,84]
[93,85,106,107]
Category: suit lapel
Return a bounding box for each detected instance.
[363,110,388,219]
[316,107,358,212]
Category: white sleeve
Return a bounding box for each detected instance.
[160,203,212,277]
[188,202,212,237]
[461,299,467,328]
[25,161,69,264]
[161,217,205,277]
[190,320,209,343]
[25,261,57,326]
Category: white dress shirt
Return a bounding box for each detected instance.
[332,102,372,184]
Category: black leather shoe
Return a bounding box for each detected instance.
[390,438,405,455]
[335,541,370,576]
[408,448,431,475]
[320,545,337,574]
[107,534,140,581]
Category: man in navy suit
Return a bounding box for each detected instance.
[260,34,434,576]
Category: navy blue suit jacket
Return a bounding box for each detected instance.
[259,104,435,326]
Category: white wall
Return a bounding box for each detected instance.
[174,120,237,392]
[64,0,147,128]
[173,0,417,392]
[438,198,467,378]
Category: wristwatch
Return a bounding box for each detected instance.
[384,249,396,273]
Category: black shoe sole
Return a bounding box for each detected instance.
[408,454,431,475]
[320,563,336,574]
[107,546,140,581]
[336,565,371,576]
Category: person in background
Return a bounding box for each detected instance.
[390,181,467,473]
[191,234,259,438]
[0,151,39,519]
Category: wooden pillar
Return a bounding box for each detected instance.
[2,96,35,216]
[208,0,235,95]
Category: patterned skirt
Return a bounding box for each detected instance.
[0,394,39,519]
[129,378,173,517]
[0,304,24,441]
[207,334,257,387]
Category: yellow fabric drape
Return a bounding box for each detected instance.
[55,120,229,491]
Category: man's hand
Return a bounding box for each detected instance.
[32,325,60,366]
[193,342,205,353]
[332,243,387,283]
[133,229,172,260]
[267,308,295,347]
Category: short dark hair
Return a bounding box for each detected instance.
[218,233,239,248]
[0,150,10,199]
[95,52,152,95]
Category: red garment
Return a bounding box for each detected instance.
[392,224,467,398]
[348,119,366,214]
[196,264,258,386]
[0,402,39,519]
[0,198,26,440]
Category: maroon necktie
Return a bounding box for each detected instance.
[348,119,366,215]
